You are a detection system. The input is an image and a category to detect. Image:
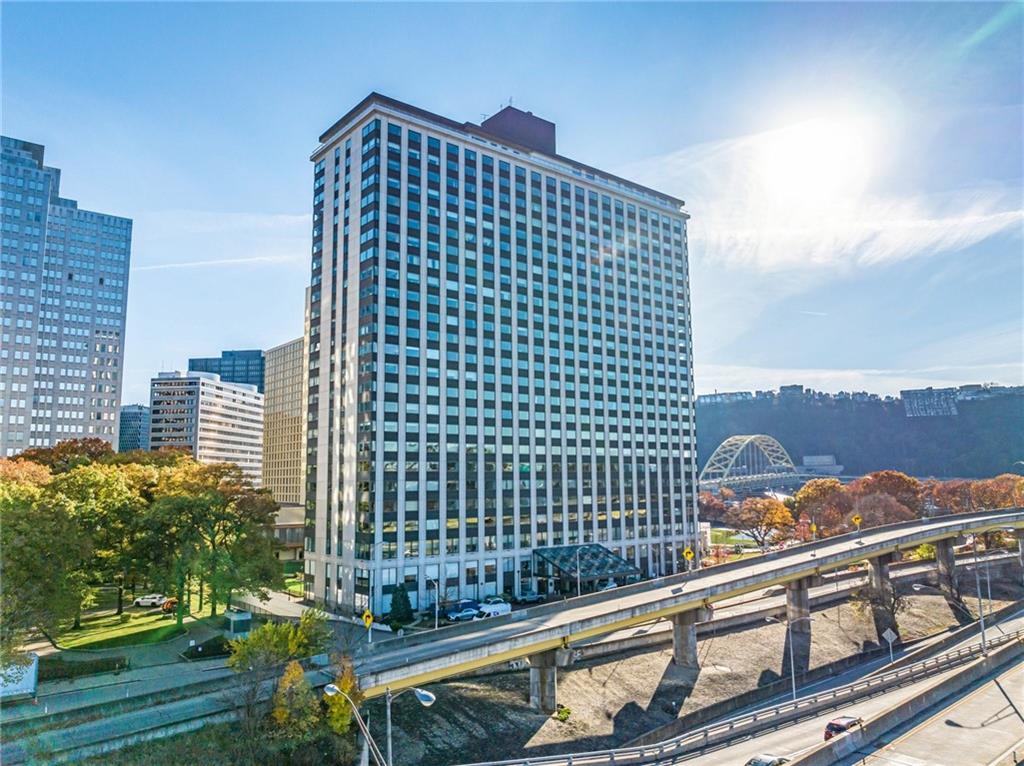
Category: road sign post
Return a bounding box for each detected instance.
[882,627,897,663]
[852,514,862,532]
[682,546,695,571]
[363,608,374,644]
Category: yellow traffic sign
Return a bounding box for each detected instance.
[851,514,862,529]
[682,547,695,561]
[809,523,817,534]
[362,609,374,629]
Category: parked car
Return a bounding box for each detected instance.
[824,715,863,741]
[446,607,480,622]
[482,596,506,606]
[745,756,789,766]
[160,598,178,614]
[477,602,512,618]
[596,579,618,591]
[516,590,546,604]
[133,593,166,608]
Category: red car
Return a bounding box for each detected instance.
[824,715,863,740]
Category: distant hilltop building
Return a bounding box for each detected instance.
[900,384,1024,417]
[0,137,132,456]
[697,391,754,405]
[188,349,265,393]
[117,404,150,452]
[696,382,1023,479]
[149,371,264,484]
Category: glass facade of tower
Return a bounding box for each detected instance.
[117,403,150,451]
[305,97,697,615]
[0,137,132,456]
[188,349,265,393]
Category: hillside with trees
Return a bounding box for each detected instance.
[697,392,1023,478]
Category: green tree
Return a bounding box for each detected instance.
[271,660,321,739]
[389,583,415,629]
[49,464,148,615]
[156,462,281,617]
[0,475,86,670]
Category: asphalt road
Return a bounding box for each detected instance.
[846,660,1024,766]
[677,609,1024,766]
[357,510,1024,689]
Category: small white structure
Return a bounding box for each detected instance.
[0,653,38,701]
[224,608,253,639]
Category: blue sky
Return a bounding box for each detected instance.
[4,2,1021,404]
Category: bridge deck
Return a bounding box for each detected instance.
[353,509,1024,697]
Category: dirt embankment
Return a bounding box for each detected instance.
[377,578,1023,766]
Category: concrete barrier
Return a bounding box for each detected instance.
[872,599,1023,674]
[788,637,1024,766]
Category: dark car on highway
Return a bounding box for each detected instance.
[824,715,862,740]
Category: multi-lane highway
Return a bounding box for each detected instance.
[846,660,1024,766]
[356,509,1024,696]
[681,609,1024,766]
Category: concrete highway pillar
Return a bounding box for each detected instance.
[671,607,711,668]
[868,553,899,642]
[1016,529,1024,586]
[935,538,957,597]
[528,650,559,712]
[869,553,894,591]
[785,577,811,634]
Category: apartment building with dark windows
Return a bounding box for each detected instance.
[304,94,697,615]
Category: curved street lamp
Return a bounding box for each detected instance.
[324,683,387,766]
[385,686,436,766]
[766,615,814,701]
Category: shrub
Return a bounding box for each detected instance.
[389,583,414,630]
[182,635,232,660]
[271,660,320,739]
[38,655,129,681]
[555,704,571,722]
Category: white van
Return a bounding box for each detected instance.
[477,601,512,618]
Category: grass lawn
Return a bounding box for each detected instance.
[710,527,757,547]
[56,608,187,650]
[283,575,304,597]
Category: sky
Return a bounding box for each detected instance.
[3,2,1022,404]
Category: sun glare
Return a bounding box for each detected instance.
[755,114,874,211]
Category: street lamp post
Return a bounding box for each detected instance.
[324,683,387,766]
[385,686,436,766]
[972,539,988,656]
[575,547,582,598]
[427,577,439,631]
[766,615,813,701]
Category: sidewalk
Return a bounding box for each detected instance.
[2,655,234,724]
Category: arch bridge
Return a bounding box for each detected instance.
[699,434,799,492]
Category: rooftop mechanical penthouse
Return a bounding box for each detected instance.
[304,94,697,616]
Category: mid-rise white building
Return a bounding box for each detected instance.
[304,94,698,615]
[149,370,264,484]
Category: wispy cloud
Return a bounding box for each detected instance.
[134,255,296,272]
[697,360,1024,397]
[130,210,308,272]
[797,310,829,317]
[621,126,1023,274]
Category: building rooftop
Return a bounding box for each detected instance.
[315,92,686,213]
